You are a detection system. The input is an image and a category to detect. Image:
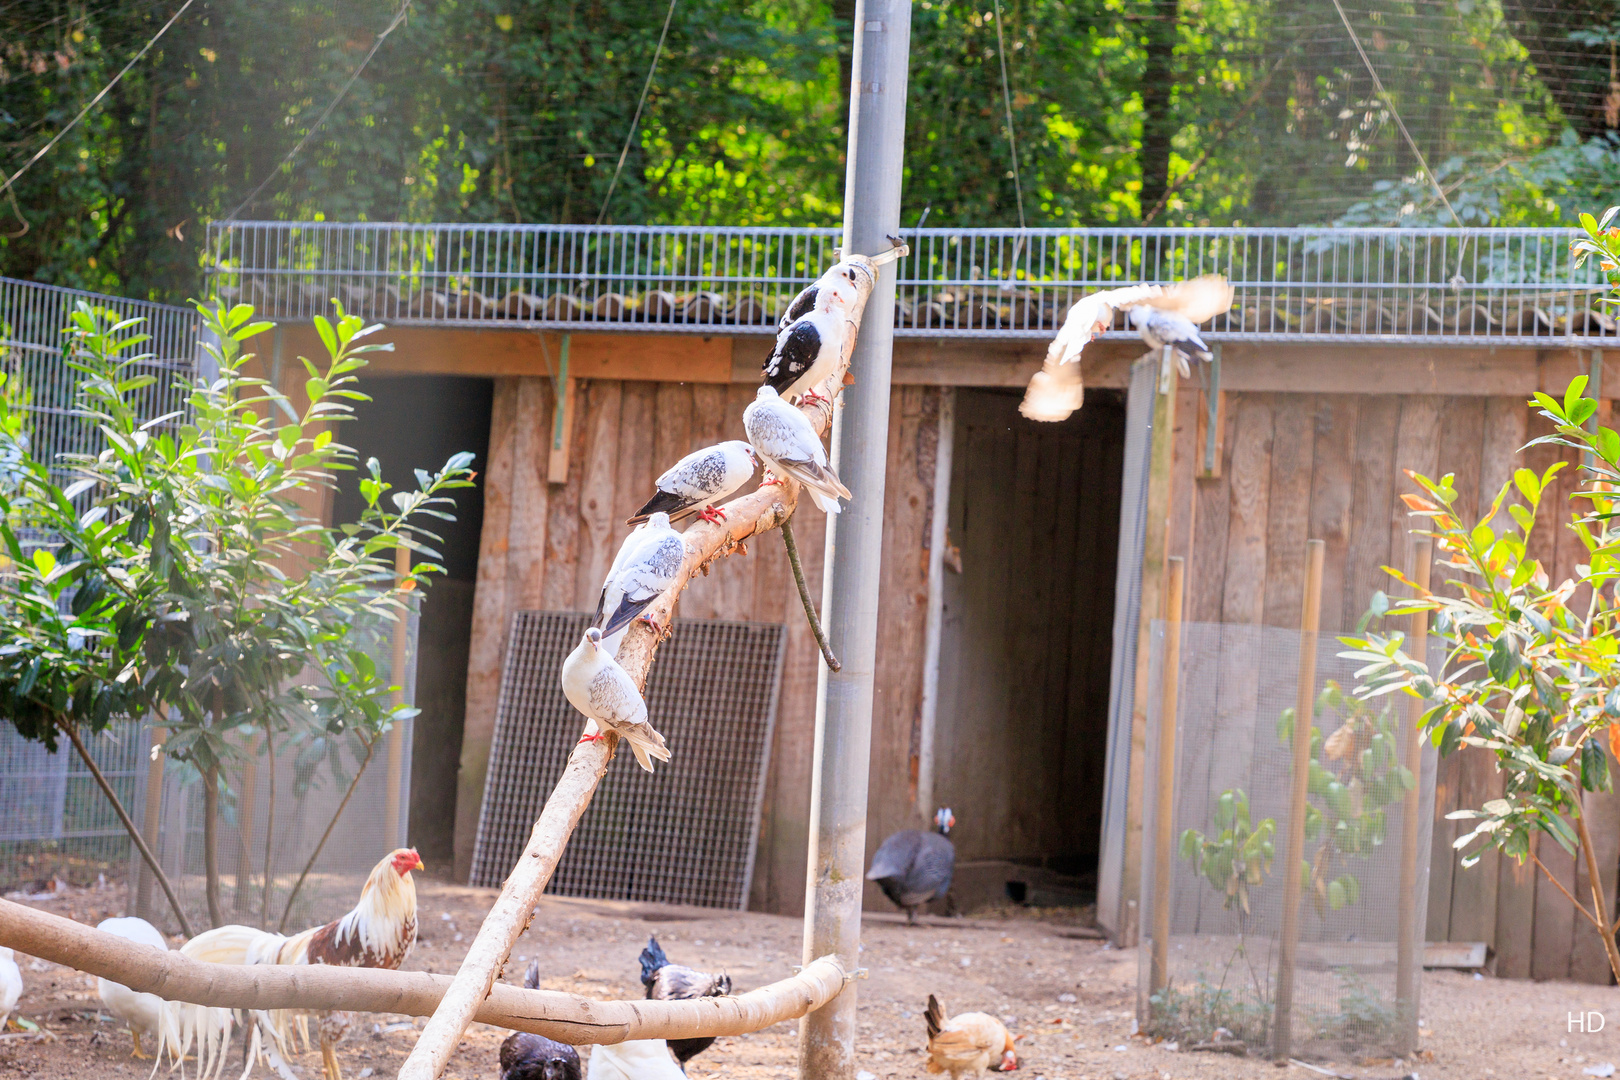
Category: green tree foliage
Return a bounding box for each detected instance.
[0,0,1608,300]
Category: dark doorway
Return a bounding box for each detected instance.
[933,386,1126,909]
[329,375,493,870]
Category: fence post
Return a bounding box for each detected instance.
[1272,538,1325,1060]
[134,726,167,922]
[384,539,413,850]
[1148,556,1186,998]
[1394,536,1433,1054]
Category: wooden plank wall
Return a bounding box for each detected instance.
[1185,390,1620,984]
[451,376,940,916]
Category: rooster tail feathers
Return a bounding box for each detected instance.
[925,994,946,1040]
[639,937,670,988]
[524,959,541,991]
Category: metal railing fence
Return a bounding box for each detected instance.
[205,222,1617,345]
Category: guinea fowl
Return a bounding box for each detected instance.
[867,808,956,923]
[637,936,732,1065]
[499,961,582,1080]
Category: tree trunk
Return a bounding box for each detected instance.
[1575,801,1620,985]
[1138,0,1179,221]
[261,726,276,928]
[202,762,223,929]
[57,720,194,937]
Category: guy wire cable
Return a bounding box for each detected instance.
[596,0,679,226]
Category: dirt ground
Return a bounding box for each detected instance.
[2,876,1618,1080]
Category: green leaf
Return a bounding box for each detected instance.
[1513,467,1541,504]
[31,548,55,576]
[1583,739,1611,792]
[313,315,338,357]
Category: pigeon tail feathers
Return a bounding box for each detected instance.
[626,488,695,527]
[601,594,655,640]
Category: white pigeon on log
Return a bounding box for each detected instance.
[627,440,759,527]
[743,385,852,514]
[595,513,686,656]
[1021,273,1232,422]
[762,306,849,405]
[562,627,671,773]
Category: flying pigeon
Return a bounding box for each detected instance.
[1020,273,1232,422]
[595,513,685,655]
[777,261,868,329]
[1130,305,1212,377]
[742,385,852,515]
[627,440,759,527]
[562,627,670,773]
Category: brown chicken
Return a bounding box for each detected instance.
[924,994,1018,1078]
[181,847,422,1080]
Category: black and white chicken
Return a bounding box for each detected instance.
[500,961,583,1080]
[637,937,732,1066]
[867,808,957,923]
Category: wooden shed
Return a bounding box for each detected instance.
[212,221,1620,981]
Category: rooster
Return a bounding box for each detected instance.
[636,936,731,1065]
[182,847,422,1080]
[924,995,1018,1078]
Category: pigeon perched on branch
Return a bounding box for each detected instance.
[743,385,852,514]
[562,626,670,772]
[777,261,868,330]
[594,513,685,655]
[1020,274,1233,422]
[626,441,759,527]
[762,306,849,406]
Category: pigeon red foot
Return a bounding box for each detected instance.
[699,504,728,525]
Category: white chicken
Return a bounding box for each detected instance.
[586,1039,688,1080]
[94,917,177,1059]
[0,946,20,1031]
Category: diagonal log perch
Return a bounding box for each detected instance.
[0,898,846,1045]
[398,255,888,1080]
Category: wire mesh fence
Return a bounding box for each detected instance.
[471,611,784,909]
[1138,621,1438,1063]
[205,221,1615,345]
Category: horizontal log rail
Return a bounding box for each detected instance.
[0,898,846,1045]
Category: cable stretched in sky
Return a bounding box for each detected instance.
[596,0,679,226]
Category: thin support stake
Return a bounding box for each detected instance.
[384,538,412,848]
[1148,556,1185,998]
[1272,538,1326,1061]
[1394,537,1432,1054]
[782,513,840,673]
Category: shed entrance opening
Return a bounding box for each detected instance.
[933,387,1126,912]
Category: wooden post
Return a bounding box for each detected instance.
[384,540,412,850]
[1148,556,1186,997]
[134,726,167,921]
[915,386,955,817]
[1395,536,1432,1054]
[232,753,257,912]
[548,335,574,484]
[1271,538,1325,1060]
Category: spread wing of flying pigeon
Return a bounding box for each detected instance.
[1021,273,1232,423]
[627,441,759,526]
[561,627,670,773]
[743,385,852,515]
[595,513,686,655]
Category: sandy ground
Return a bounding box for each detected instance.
[2,877,1618,1080]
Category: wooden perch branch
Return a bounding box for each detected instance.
[0,899,845,1044]
[397,255,882,1080]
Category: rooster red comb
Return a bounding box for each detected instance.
[388,848,424,875]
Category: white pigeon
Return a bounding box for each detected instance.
[627,440,759,526]
[587,1039,689,1080]
[1021,273,1232,422]
[95,917,175,1060]
[595,513,686,657]
[0,946,20,1031]
[742,386,852,515]
[562,626,671,773]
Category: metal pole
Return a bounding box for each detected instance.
[384,538,413,849]
[1394,536,1432,1055]
[915,387,955,817]
[1147,557,1185,998]
[799,5,911,1079]
[1272,538,1325,1060]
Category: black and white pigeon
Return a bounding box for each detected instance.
[777,261,866,329]
[762,306,848,405]
[742,386,852,514]
[637,937,732,1065]
[627,440,759,527]
[595,513,685,656]
[1021,273,1232,422]
[500,961,583,1080]
[866,808,956,924]
[561,627,670,772]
